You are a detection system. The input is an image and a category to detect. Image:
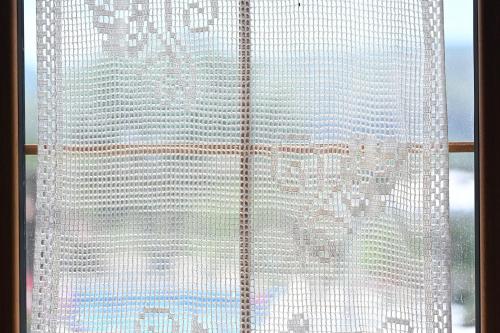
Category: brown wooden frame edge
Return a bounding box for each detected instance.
[0,0,21,332]
[478,0,500,332]
[23,142,475,156]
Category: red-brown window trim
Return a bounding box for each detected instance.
[478,0,500,332]
[0,0,20,332]
[23,142,475,156]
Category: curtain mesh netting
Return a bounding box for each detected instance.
[32,0,450,332]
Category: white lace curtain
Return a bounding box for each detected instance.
[32,0,450,332]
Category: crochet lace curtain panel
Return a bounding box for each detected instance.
[32,0,450,332]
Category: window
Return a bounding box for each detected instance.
[443,0,476,331]
[22,0,476,331]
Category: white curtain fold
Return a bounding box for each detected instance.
[32,0,450,332]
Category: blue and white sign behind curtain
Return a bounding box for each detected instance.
[32,0,450,332]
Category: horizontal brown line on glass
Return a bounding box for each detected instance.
[24,142,474,156]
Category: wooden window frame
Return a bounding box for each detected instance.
[0,0,22,332]
[477,0,500,332]
[1,0,495,331]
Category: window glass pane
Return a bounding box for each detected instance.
[23,0,475,331]
[24,0,37,329]
[444,0,474,141]
[25,156,37,331]
[24,0,36,144]
[443,0,476,331]
[450,152,475,333]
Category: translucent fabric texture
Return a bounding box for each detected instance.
[32,0,450,332]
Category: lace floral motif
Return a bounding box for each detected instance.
[280,313,310,333]
[379,317,413,333]
[135,308,180,332]
[191,316,208,333]
[340,136,407,217]
[141,38,196,111]
[135,309,207,333]
[272,134,407,264]
[86,0,219,55]
[183,0,219,32]
[85,0,156,55]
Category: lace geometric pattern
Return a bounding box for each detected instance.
[32,0,450,332]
